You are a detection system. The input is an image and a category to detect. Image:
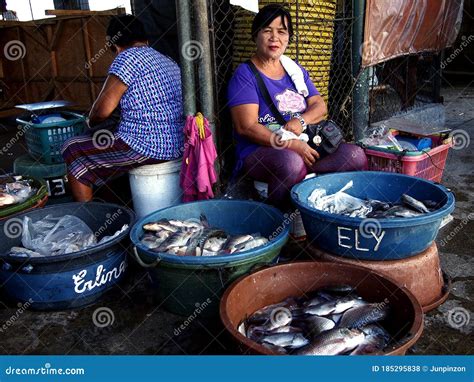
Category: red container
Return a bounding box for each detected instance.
[365,136,451,182]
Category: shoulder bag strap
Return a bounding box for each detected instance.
[246,59,287,126]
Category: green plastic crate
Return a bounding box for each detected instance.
[17,111,87,164]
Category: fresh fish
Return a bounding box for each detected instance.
[9,246,43,258]
[295,328,366,355]
[234,237,269,253]
[200,213,210,228]
[303,296,364,316]
[350,325,391,355]
[329,313,343,326]
[261,332,309,349]
[382,205,422,218]
[402,194,430,214]
[223,235,254,253]
[338,303,389,329]
[168,219,203,231]
[301,316,335,337]
[246,302,289,325]
[368,199,391,211]
[0,192,16,207]
[157,230,196,252]
[203,236,227,252]
[143,220,179,233]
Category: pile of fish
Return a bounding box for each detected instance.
[140,216,269,256]
[0,176,36,208]
[239,285,392,355]
[308,180,439,218]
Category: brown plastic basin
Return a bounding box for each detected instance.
[220,261,423,355]
[308,242,450,313]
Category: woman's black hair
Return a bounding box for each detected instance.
[106,14,148,47]
[251,4,293,41]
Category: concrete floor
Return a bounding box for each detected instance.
[0,86,472,355]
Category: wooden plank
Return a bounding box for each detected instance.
[45,8,126,17]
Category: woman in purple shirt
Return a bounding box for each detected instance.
[227,5,367,208]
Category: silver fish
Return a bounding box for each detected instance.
[157,230,196,252]
[295,328,366,355]
[203,236,227,252]
[338,303,389,329]
[350,325,391,355]
[303,296,364,316]
[382,205,422,218]
[224,235,254,253]
[247,302,289,325]
[261,332,309,349]
[168,219,203,231]
[402,194,430,213]
[234,237,269,253]
[303,316,336,337]
[143,220,179,233]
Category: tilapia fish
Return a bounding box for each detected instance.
[140,218,269,257]
[294,328,366,355]
[241,285,393,355]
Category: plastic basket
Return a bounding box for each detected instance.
[18,111,87,164]
[364,136,451,182]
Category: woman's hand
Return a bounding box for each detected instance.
[284,118,303,135]
[288,139,319,166]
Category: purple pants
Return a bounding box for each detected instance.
[242,143,368,208]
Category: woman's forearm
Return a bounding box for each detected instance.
[301,95,328,125]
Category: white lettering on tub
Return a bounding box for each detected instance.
[337,227,385,252]
[337,227,352,248]
[72,261,127,294]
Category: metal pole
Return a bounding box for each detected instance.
[194,0,216,140]
[176,0,197,116]
[352,0,369,142]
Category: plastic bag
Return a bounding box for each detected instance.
[21,215,97,256]
[308,181,372,217]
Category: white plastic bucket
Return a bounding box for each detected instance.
[128,159,182,219]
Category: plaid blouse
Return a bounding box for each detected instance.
[109,46,184,159]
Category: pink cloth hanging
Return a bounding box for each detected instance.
[179,114,218,202]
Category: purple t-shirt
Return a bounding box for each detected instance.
[227,62,320,165]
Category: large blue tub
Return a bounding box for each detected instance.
[130,200,289,316]
[0,203,135,310]
[291,172,455,260]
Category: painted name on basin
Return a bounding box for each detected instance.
[337,227,385,252]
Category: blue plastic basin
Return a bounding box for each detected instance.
[130,199,289,316]
[0,203,135,310]
[291,171,455,260]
